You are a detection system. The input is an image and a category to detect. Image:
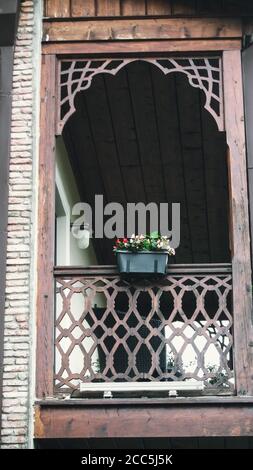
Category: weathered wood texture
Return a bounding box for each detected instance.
[43,17,242,42]
[223,50,253,396]
[242,45,253,269]
[71,0,96,17]
[36,395,253,405]
[44,0,253,17]
[42,39,241,55]
[36,54,56,399]
[97,0,121,16]
[35,403,253,438]
[121,0,146,16]
[146,0,172,16]
[46,0,70,18]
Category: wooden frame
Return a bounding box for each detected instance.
[223,51,253,395]
[36,54,56,398]
[37,43,253,400]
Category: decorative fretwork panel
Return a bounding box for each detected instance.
[58,57,224,134]
[54,266,233,393]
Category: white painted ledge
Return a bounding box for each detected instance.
[80,381,204,394]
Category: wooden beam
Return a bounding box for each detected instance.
[36,396,253,405]
[53,264,232,277]
[35,403,253,438]
[36,54,56,399]
[223,50,253,396]
[42,17,242,42]
[42,39,241,56]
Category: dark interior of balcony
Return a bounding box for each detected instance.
[61,60,230,266]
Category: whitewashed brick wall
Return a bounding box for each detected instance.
[1,0,41,449]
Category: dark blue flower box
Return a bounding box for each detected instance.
[116,250,168,276]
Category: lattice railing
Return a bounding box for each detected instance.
[54,265,233,394]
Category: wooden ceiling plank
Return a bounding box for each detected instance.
[82,76,125,203]
[64,111,106,205]
[45,0,70,18]
[146,0,172,16]
[71,0,96,17]
[199,93,230,263]
[121,0,146,16]
[96,0,121,16]
[104,69,147,205]
[196,0,224,16]
[126,62,166,205]
[222,0,252,15]
[175,74,210,263]
[172,0,196,16]
[150,68,193,263]
[83,74,128,261]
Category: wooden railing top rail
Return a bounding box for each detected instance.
[54,263,232,277]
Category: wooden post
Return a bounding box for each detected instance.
[223,50,253,396]
[36,54,56,398]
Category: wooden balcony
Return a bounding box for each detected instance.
[54,263,233,397]
[35,38,253,442]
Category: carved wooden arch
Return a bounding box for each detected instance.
[57,56,224,135]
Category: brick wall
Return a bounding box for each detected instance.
[1,0,41,448]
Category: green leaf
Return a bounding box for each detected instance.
[150,231,160,239]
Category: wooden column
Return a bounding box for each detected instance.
[223,50,253,395]
[36,54,56,398]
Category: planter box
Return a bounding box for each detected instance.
[116,250,168,276]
